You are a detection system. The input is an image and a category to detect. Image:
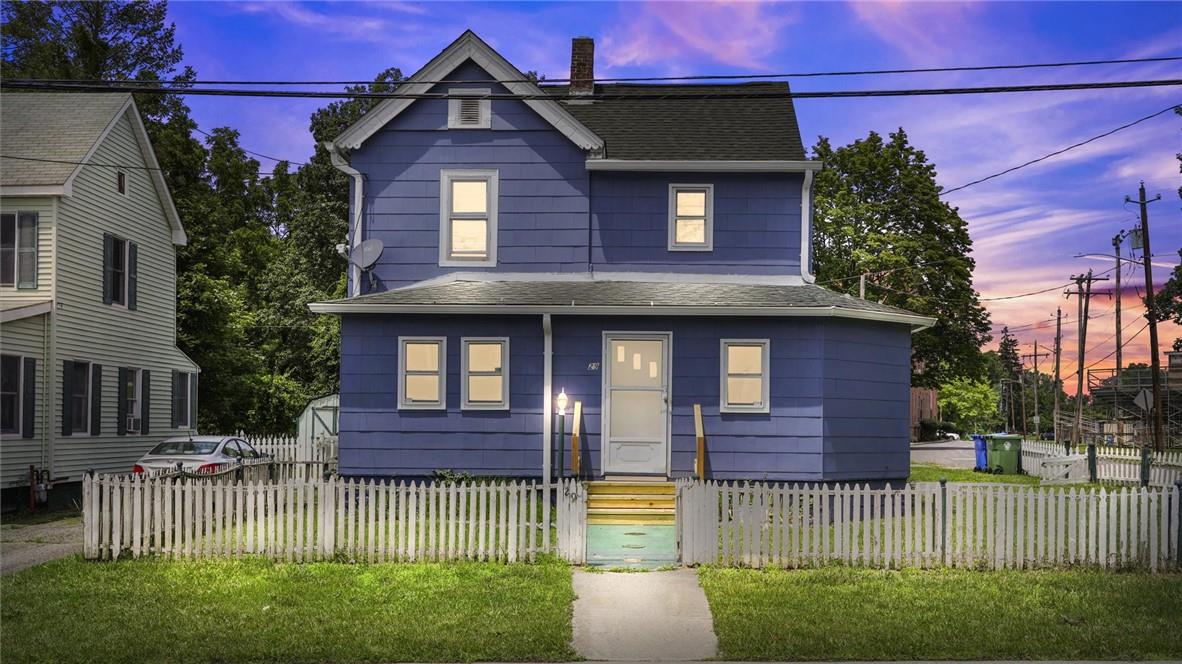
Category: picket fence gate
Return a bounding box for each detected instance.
[678,480,1181,572]
[1022,441,1182,487]
[83,474,586,564]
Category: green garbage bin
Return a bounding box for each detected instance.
[985,434,1023,474]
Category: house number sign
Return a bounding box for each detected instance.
[587,362,601,371]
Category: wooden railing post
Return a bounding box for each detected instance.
[571,401,582,478]
[693,404,705,479]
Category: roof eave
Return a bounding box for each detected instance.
[585,159,822,172]
[307,301,935,330]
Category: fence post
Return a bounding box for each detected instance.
[1140,447,1152,488]
[1176,480,1182,570]
[1087,444,1097,483]
[939,478,948,567]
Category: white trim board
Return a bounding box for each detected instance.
[586,160,822,172]
[0,300,53,323]
[333,31,602,153]
[392,271,808,289]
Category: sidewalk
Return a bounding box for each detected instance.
[1,515,83,575]
[572,568,717,661]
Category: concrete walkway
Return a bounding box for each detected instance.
[0,515,83,576]
[572,569,717,661]
[911,438,976,469]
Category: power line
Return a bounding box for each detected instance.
[3,78,1180,100]
[0,153,282,177]
[192,126,306,166]
[942,104,1181,195]
[15,55,1182,86]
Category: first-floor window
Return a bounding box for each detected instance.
[175,372,190,428]
[70,361,91,434]
[1,354,21,434]
[462,338,508,410]
[720,339,769,413]
[124,368,142,433]
[399,337,446,409]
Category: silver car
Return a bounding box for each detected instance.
[133,435,267,474]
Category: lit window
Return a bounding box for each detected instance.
[1,212,38,289]
[462,338,508,410]
[440,170,497,266]
[721,340,769,413]
[669,184,713,251]
[399,337,446,409]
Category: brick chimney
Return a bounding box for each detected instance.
[570,36,594,95]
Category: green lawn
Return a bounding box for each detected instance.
[700,566,1182,661]
[908,462,1042,484]
[1,556,576,663]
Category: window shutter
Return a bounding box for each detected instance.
[90,364,102,435]
[21,357,35,439]
[61,360,73,436]
[170,369,179,429]
[102,234,115,305]
[141,370,150,435]
[16,213,37,289]
[189,373,198,431]
[117,367,128,436]
[127,242,138,310]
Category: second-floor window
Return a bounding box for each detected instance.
[440,170,498,267]
[668,184,714,251]
[1,212,38,289]
[103,234,138,309]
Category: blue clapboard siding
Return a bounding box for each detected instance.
[590,172,803,276]
[349,61,590,291]
[822,319,912,480]
[339,312,911,482]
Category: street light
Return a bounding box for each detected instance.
[555,388,569,480]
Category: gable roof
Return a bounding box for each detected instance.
[0,92,186,245]
[544,82,807,161]
[309,278,934,331]
[334,30,603,153]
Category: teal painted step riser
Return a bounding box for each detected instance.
[585,523,678,566]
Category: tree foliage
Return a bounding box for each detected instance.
[937,378,1001,434]
[812,130,992,387]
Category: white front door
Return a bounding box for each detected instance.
[603,334,670,475]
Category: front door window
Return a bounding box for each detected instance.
[604,335,669,475]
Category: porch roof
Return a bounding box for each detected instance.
[309,279,936,330]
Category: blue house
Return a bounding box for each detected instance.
[311,31,934,486]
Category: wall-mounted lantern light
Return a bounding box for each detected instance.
[555,388,569,479]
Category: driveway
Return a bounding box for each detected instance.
[1,515,83,575]
[911,438,976,469]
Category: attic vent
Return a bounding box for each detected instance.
[448,92,491,129]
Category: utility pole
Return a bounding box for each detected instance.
[1125,182,1164,453]
[1019,365,1028,439]
[1112,232,1127,388]
[1023,342,1051,439]
[1065,270,1109,448]
[1053,307,1063,443]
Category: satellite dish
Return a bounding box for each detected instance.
[351,239,384,270]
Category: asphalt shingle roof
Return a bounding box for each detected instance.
[543,82,807,161]
[0,92,131,187]
[320,279,924,321]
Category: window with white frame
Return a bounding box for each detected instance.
[70,361,91,434]
[720,339,769,413]
[447,89,491,129]
[0,354,21,435]
[399,337,446,409]
[124,368,142,433]
[440,170,498,266]
[462,338,508,410]
[668,184,713,251]
[1,212,38,289]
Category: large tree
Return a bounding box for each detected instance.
[812,129,992,387]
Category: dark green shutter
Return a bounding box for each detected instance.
[170,369,179,429]
[127,242,138,310]
[189,373,198,431]
[90,364,102,435]
[141,370,150,435]
[102,234,115,305]
[16,212,37,289]
[61,360,73,436]
[117,367,128,436]
[21,357,35,439]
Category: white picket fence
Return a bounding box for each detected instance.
[678,481,1180,572]
[1022,441,1182,487]
[1093,445,1182,467]
[236,433,339,464]
[82,474,586,564]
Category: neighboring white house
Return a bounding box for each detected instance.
[0,93,199,507]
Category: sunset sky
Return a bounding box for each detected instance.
[168,1,1182,393]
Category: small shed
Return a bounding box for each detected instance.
[296,393,339,446]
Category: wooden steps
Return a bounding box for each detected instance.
[587,480,676,525]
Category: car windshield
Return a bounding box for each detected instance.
[148,440,220,456]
